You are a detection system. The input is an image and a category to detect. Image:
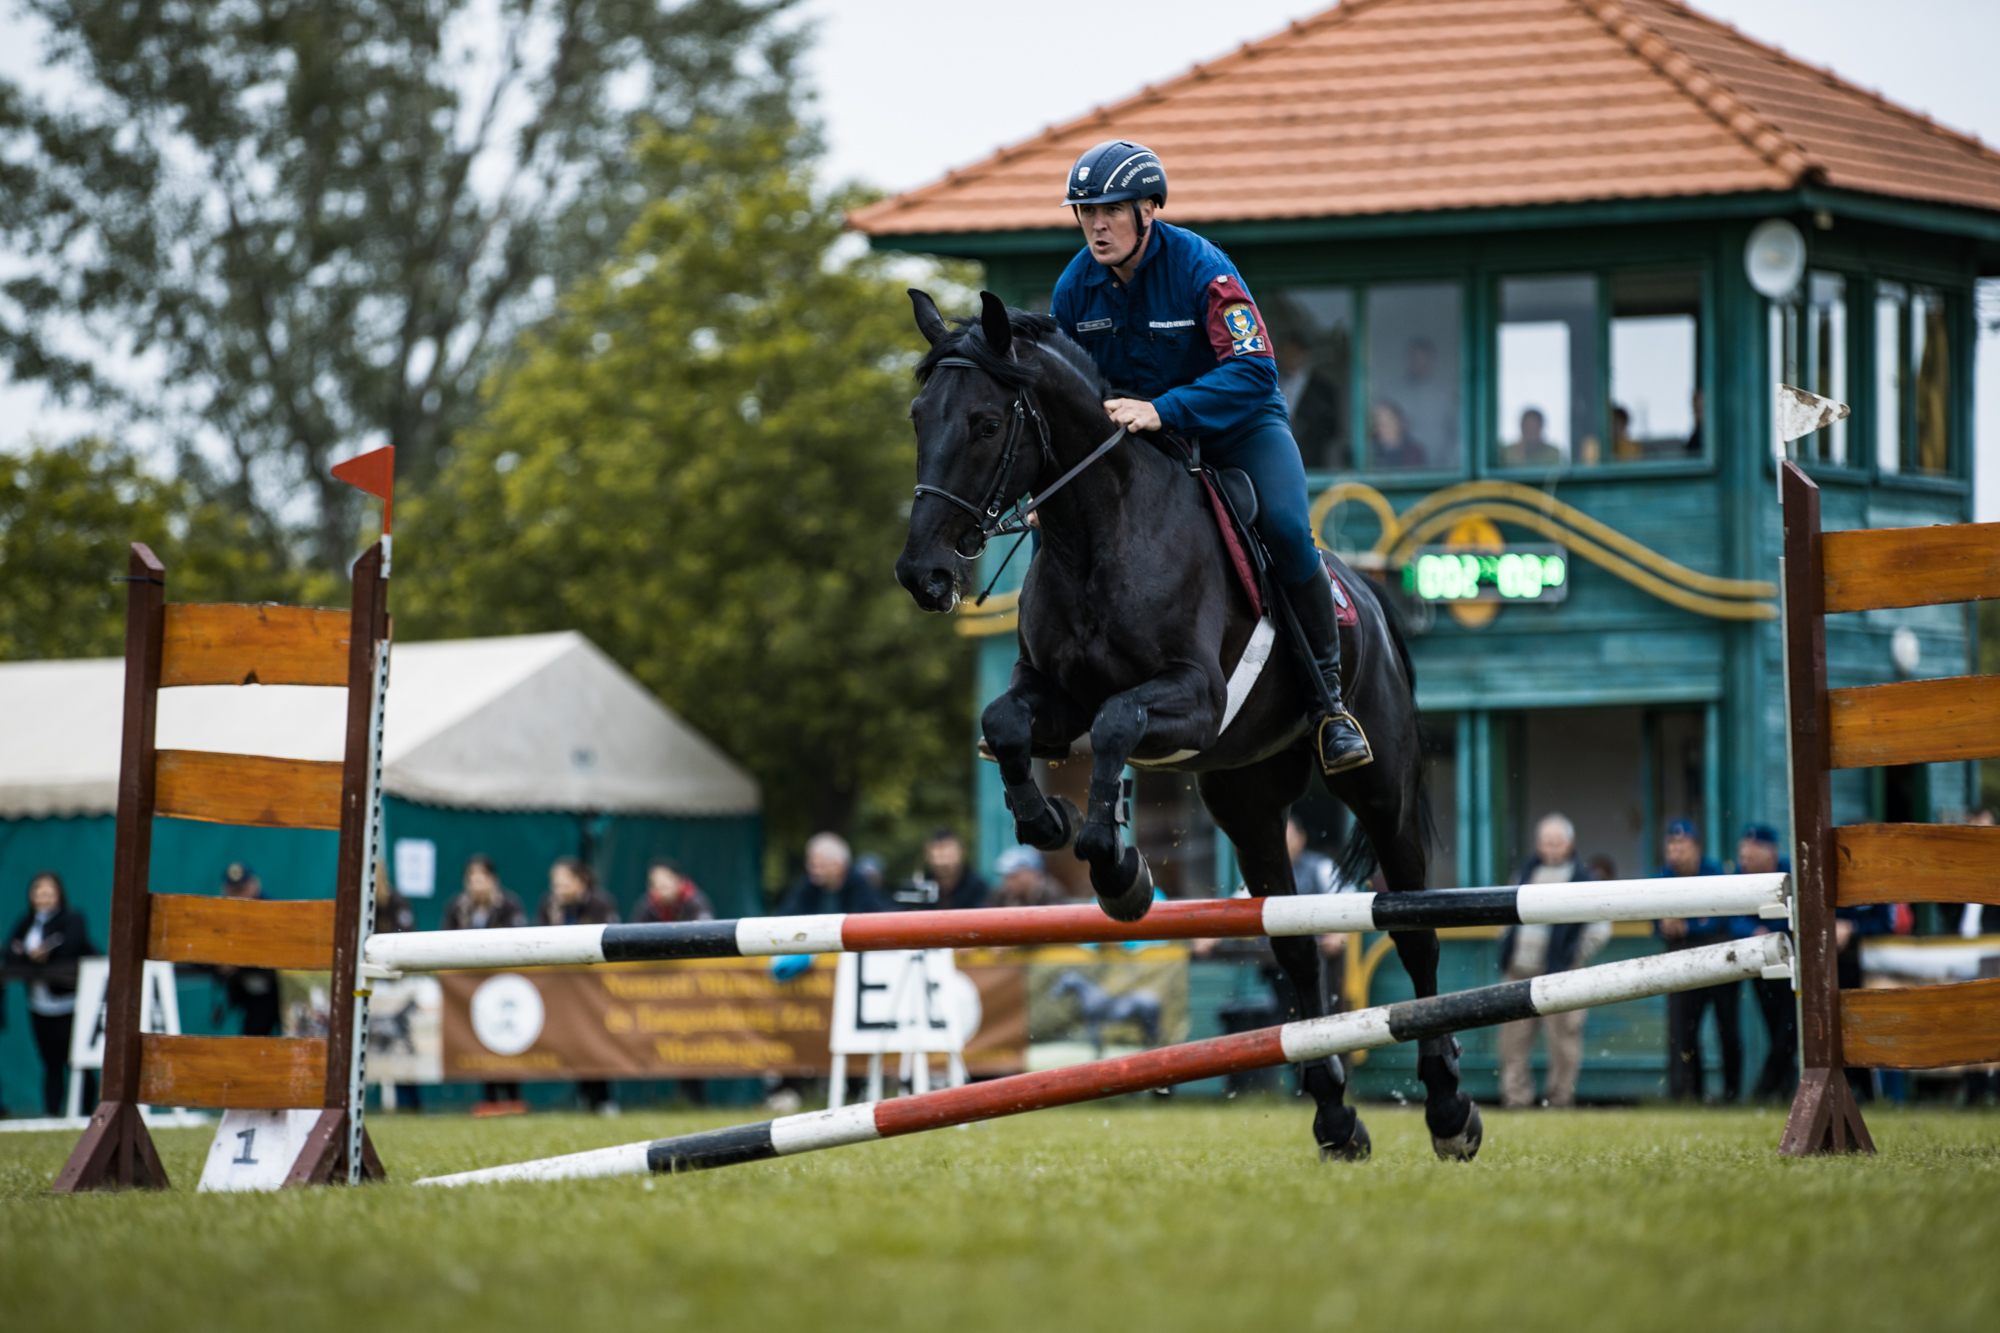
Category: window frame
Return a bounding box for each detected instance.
[1481,261,1714,482]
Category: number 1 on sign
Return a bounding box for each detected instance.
[232,1128,259,1165]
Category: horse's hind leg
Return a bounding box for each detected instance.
[1200,750,1370,1162]
[982,662,1086,853]
[1336,774,1482,1161]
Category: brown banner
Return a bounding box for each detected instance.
[439,958,1028,1081]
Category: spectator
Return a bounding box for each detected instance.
[1835,868,1896,1103]
[1367,400,1426,471]
[778,833,887,915]
[906,829,990,912]
[441,853,527,931]
[1655,818,1743,1102]
[538,857,620,1114]
[1502,408,1563,469]
[537,856,619,928]
[373,859,417,935]
[1958,807,1996,939]
[1496,815,1610,1108]
[1276,331,1347,470]
[440,854,527,1108]
[1738,824,1797,1102]
[215,864,281,1037]
[370,860,421,1113]
[6,871,100,1117]
[992,845,1064,909]
[629,858,716,924]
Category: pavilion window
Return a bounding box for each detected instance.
[1874,282,1954,478]
[1773,271,1849,466]
[1364,282,1462,473]
[1495,275,1599,469]
[1266,286,1354,471]
[1610,269,1703,464]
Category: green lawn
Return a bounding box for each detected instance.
[2,1103,1995,1332]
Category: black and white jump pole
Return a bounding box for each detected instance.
[414,932,1792,1186]
[366,874,1788,974]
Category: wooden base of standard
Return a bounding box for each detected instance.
[49,1101,170,1192]
[283,1108,387,1187]
[1778,1067,1876,1156]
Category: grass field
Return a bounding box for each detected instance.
[2,1102,1996,1332]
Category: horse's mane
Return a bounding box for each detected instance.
[915,309,1107,397]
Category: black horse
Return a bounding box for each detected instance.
[894,291,1480,1163]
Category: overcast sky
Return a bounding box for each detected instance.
[5,0,1999,513]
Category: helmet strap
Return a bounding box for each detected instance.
[1110,200,1151,272]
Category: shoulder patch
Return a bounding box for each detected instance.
[1076,318,1114,333]
[1222,302,1265,355]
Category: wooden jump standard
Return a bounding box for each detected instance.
[415,933,1791,1186]
[365,874,1788,973]
[1780,462,2000,1155]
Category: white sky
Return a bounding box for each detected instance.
[4,0,2000,513]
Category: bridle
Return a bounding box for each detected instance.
[912,356,1128,560]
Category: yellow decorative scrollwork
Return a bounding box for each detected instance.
[1310,478,1776,622]
[957,478,1777,632]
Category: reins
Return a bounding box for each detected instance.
[912,354,1128,589]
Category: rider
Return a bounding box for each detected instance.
[1049,140,1371,774]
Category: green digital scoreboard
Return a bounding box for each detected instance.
[1402,544,1570,605]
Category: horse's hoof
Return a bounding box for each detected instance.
[1317,1116,1371,1163]
[1431,1101,1482,1162]
[1312,1096,1376,1160]
[1093,847,1153,923]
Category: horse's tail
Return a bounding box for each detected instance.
[1334,576,1438,888]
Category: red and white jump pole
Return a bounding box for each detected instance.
[414,933,1791,1186]
[367,874,1788,974]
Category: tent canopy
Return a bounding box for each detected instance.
[0,631,759,819]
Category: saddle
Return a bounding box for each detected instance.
[1172,436,1358,629]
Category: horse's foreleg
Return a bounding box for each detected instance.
[981,665,1083,853]
[1073,669,1216,922]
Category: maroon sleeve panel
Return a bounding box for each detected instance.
[1203,273,1275,362]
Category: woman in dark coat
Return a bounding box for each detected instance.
[6,871,101,1116]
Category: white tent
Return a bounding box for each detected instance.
[0,632,759,819]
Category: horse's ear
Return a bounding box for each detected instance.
[908,289,948,346]
[979,290,1013,359]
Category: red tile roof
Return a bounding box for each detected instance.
[849,0,2000,238]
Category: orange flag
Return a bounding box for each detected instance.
[332,446,396,533]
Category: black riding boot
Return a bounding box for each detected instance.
[1285,570,1372,775]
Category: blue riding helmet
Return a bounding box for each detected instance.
[1061,140,1168,208]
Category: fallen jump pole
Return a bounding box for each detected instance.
[415,932,1791,1186]
[366,874,1788,974]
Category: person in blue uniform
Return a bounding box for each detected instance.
[1049,140,1370,775]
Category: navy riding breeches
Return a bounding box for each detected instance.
[1204,413,1321,586]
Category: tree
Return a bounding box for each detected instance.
[398,125,975,862]
[0,0,808,569]
[0,438,322,661]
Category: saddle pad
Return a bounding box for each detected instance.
[1196,470,1263,619]
[1196,469,1359,629]
[1328,561,1360,628]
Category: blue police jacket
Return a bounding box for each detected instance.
[1650,856,1758,939]
[1051,221,1287,442]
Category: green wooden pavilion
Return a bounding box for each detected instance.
[854,0,1999,898]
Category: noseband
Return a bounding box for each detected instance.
[912,356,1128,559]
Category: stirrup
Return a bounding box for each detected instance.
[1315,712,1373,776]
